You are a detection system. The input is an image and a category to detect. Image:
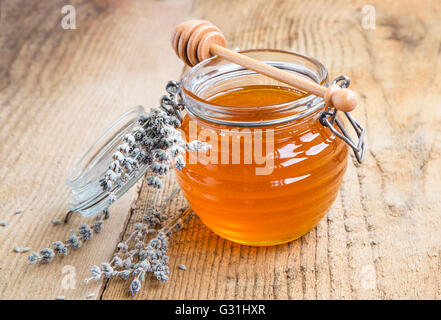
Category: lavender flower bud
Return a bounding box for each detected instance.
[112,151,125,162]
[119,269,131,281]
[101,263,114,278]
[28,252,41,265]
[105,180,114,190]
[160,137,174,148]
[150,162,169,175]
[123,257,132,269]
[169,116,181,128]
[153,149,169,162]
[149,238,161,249]
[117,242,128,251]
[132,126,145,134]
[93,221,103,233]
[141,137,155,149]
[134,223,146,231]
[134,132,144,141]
[113,257,123,268]
[135,241,144,250]
[40,248,55,263]
[170,146,185,157]
[129,148,140,158]
[102,209,110,220]
[79,223,93,241]
[89,265,101,280]
[124,134,136,146]
[174,155,185,170]
[147,176,162,189]
[117,143,130,155]
[66,230,82,250]
[105,170,118,181]
[186,140,203,152]
[130,279,141,296]
[186,140,210,152]
[53,241,68,256]
[138,114,148,125]
[109,160,121,172]
[138,250,147,261]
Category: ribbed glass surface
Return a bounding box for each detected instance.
[176,49,347,246]
[176,114,348,246]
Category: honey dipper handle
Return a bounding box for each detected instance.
[213,45,326,97]
[212,45,357,112]
[172,19,358,112]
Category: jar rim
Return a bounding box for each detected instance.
[181,49,328,127]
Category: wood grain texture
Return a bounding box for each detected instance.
[0,0,190,300]
[102,0,441,300]
[1,0,441,300]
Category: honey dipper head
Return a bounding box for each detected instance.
[325,84,358,112]
[171,20,227,66]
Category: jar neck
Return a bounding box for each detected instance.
[181,49,328,128]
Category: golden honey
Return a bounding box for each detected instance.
[175,85,348,246]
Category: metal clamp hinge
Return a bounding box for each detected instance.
[160,81,184,121]
[319,76,366,163]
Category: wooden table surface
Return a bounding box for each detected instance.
[1,0,440,300]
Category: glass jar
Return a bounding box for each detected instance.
[175,49,349,246]
[67,106,149,217]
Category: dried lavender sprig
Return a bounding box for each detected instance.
[83,107,205,289]
[85,193,192,296]
[99,108,208,205]
[30,101,207,291]
[28,209,109,265]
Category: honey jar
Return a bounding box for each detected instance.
[174,49,364,246]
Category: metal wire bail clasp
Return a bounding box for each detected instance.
[160,81,185,121]
[319,76,366,163]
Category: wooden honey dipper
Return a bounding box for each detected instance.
[172,20,357,112]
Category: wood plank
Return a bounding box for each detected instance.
[102,0,441,299]
[2,0,441,300]
[0,0,190,299]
